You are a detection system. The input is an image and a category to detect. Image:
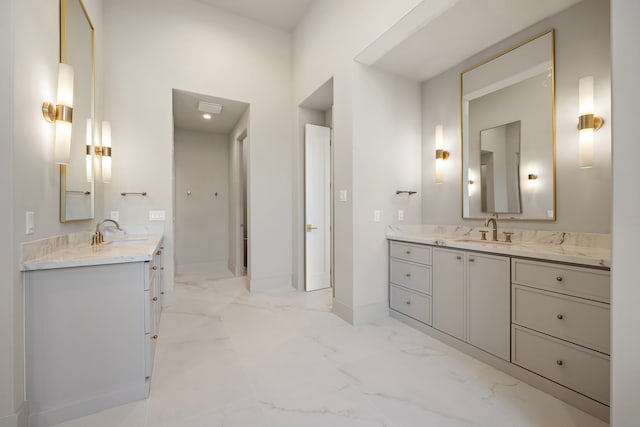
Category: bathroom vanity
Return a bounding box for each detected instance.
[387,225,610,421]
[21,234,164,427]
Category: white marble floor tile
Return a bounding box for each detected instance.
[52,272,608,427]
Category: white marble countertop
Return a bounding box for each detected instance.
[21,233,164,271]
[387,225,610,268]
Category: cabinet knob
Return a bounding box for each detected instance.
[152,266,158,270]
[405,273,411,278]
[469,258,475,262]
[152,335,158,340]
[160,246,164,250]
[161,291,165,295]
[160,267,164,270]
[456,256,462,260]
[405,300,411,305]
[557,314,564,320]
[556,276,563,282]
[156,250,162,255]
[556,359,563,366]
[405,250,411,255]
[152,297,158,302]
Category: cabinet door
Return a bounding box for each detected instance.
[467,253,510,360]
[433,248,466,340]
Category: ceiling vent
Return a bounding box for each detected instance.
[198,101,223,115]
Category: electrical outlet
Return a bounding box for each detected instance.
[374,210,381,222]
[110,211,119,221]
[149,210,166,221]
[339,190,347,202]
[398,210,404,221]
[25,211,34,235]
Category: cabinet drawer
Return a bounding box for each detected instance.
[512,326,609,405]
[390,284,432,325]
[512,285,610,354]
[512,259,610,303]
[390,259,432,295]
[390,241,432,265]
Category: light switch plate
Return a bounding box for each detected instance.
[110,211,119,221]
[149,210,166,221]
[339,190,347,202]
[398,210,404,221]
[374,210,381,222]
[25,211,34,235]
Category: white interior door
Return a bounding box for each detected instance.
[305,124,331,291]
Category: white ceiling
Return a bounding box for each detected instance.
[357,0,583,82]
[196,0,315,32]
[172,89,249,135]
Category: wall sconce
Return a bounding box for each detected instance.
[42,63,74,164]
[578,76,603,168]
[98,121,112,183]
[434,125,449,184]
[85,118,93,182]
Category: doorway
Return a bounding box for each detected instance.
[298,78,334,292]
[171,89,250,279]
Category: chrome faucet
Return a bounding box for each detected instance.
[92,219,122,245]
[484,215,498,242]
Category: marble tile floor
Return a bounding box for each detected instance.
[54,273,607,427]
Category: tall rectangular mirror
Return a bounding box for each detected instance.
[60,0,94,222]
[462,30,555,220]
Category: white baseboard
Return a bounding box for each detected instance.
[28,384,149,427]
[249,275,292,292]
[176,261,228,275]
[353,301,389,325]
[332,298,354,324]
[0,401,28,427]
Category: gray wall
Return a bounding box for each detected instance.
[174,128,230,274]
[422,0,611,232]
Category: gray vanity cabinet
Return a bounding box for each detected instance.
[433,248,510,361]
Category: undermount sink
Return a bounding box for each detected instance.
[454,238,514,245]
[105,237,149,246]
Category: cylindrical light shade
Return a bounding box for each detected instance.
[57,63,74,108]
[579,76,594,168]
[435,125,444,184]
[102,121,112,183]
[578,76,593,116]
[54,121,72,164]
[86,118,93,182]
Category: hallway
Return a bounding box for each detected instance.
[54,275,605,427]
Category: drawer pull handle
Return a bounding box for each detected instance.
[405,300,411,305]
[160,291,165,295]
[469,258,475,262]
[556,359,563,366]
[556,276,563,282]
[456,256,462,260]
[152,297,158,302]
[152,335,158,340]
[156,250,162,255]
[152,266,158,270]
[406,250,411,255]
[556,314,564,320]
[405,273,412,278]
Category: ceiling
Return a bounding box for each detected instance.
[172,89,249,135]
[196,0,315,32]
[357,0,583,82]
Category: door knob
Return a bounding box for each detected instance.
[306,224,318,232]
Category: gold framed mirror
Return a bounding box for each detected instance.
[461,30,555,221]
[60,0,94,222]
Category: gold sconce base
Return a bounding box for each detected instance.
[578,114,603,131]
[436,149,450,160]
[528,174,538,180]
[95,146,112,157]
[42,102,73,123]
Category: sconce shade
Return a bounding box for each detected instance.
[49,63,75,164]
[435,125,448,184]
[578,76,603,169]
[57,63,74,108]
[101,121,112,183]
[86,118,93,182]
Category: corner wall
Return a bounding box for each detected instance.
[421,0,611,233]
[103,0,294,298]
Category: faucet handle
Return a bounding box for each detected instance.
[479,230,488,241]
[503,232,514,243]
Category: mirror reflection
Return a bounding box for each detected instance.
[60,0,94,222]
[462,30,555,220]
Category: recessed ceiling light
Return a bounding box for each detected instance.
[202,113,212,120]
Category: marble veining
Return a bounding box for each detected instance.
[52,272,606,427]
[21,232,163,271]
[387,224,611,268]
